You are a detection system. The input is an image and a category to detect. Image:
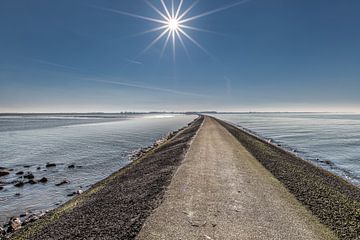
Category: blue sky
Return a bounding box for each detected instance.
[0,0,359,113]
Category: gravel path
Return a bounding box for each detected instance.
[137,116,336,240]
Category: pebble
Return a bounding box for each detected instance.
[37,167,41,170]
[68,164,75,169]
[39,177,48,183]
[0,169,10,177]
[16,171,24,175]
[23,165,31,168]
[24,172,35,179]
[27,179,38,185]
[14,181,24,187]
[55,180,70,186]
[46,163,56,168]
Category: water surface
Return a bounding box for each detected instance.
[0,114,196,224]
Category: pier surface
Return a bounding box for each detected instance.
[137,117,335,240]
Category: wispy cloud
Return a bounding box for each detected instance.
[83,78,207,97]
[124,58,143,65]
[31,58,78,71]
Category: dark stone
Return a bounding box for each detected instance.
[68,164,75,169]
[0,186,3,191]
[323,160,334,166]
[37,167,41,170]
[46,163,56,168]
[16,171,24,175]
[23,165,31,168]
[27,179,38,185]
[67,192,76,197]
[39,177,48,183]
[14,181,24,187]
[55,180,69,186]
[0,170,10,177]
[19,213,27,218]
[24,172,35,179]
[14,193,21,196]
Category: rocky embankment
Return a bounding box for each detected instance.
[215,117,360,240]
[6,116,203,240]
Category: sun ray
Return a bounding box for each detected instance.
[142,29,170,54]
[175,0,184,19]
[161,31,172,58]
[107,0,249,60]
[172,30,176,61]
[177,0,200,21]
[132,25,168,37]
[161,0,172,19]
[178,28,212,57]
[95,6,167,24]
[179,0,249,24]
[171,0,175,18]
[179,24,219,34]
[145,0,169,21]
[175,30,191,61]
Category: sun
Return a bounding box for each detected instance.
[99,0,249,60]
[168,18,179,31]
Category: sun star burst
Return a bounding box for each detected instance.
[99,0,250,60]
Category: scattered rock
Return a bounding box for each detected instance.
[55,180,69,186]
[46,163,56,168]
[7,217,22,233]
[39,177,48,183]
[0,226,5,235]
[37,167,41,170]
[24,172,35,179]
[68,164,75,169]
[0,169,10,177]
[323,160,334,166]
[14,180,25,187]
[0,186,3,191]
[22,214,39,226]
[16,171,24,175]
[67,192,76,197]
[19,212,28,218]
[14,193,21,196]
[27,179,38,185]
[23,165,31,168]
[76,189,83,195]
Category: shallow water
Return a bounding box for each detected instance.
[0,114,196,224]
[213,113,360,186]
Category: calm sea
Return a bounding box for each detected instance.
[0,114,196,224]
[214,113,360,186]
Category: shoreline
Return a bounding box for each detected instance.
[6,116,203,240]
[3,115,360,239]
[214,117,360,239]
